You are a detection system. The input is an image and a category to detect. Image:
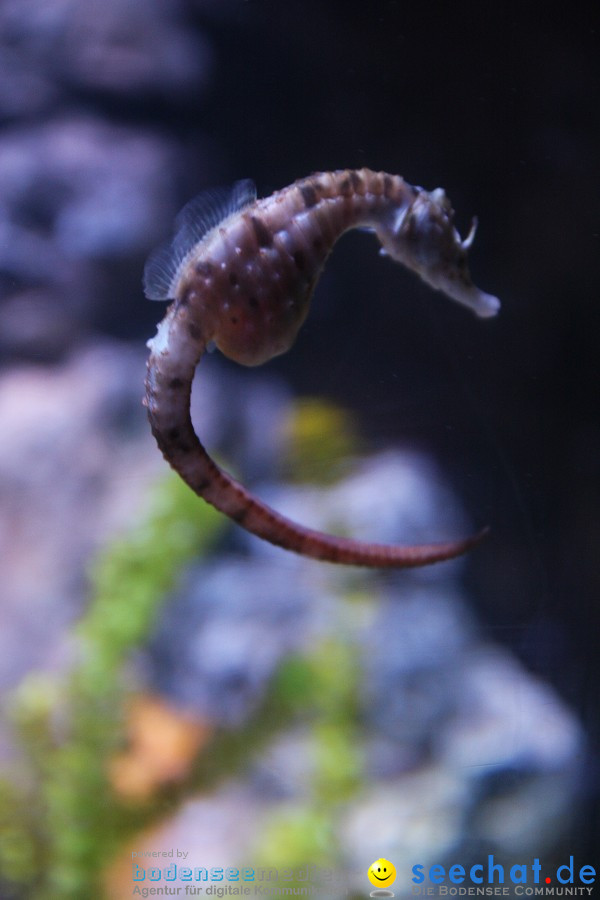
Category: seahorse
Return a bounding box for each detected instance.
[144,168,499,568]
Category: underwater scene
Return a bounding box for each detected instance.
[0,2,597,898]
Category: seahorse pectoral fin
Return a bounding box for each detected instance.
[144,242,182,301]
[172,179,257,251]
[143,179,257,301]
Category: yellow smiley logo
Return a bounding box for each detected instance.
[368,858,397,888]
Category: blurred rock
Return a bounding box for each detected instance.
[0,341,158,689]
[342,645,583,881]
[362,587,475,754]
[0,118,181,266]
[0,0,213,107]
[0,43,58,120]
[149,559,318,726]
[0,0,222,362]
[0,118,197,358]
[0,288,89,361]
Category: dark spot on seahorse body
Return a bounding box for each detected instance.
[193,477,210,492]
[293,250,306,270]
[250,215,273,247]
[350,171,363,192]
[196,261,214,278]
[300,184,318,208]
[231,316,238,324]
[231,507,249,524]
[163,430,192,454]
[339,176,352,196]
[248,296,259,308]
[169,377,184,390]
[229,271,239,286]
[188,322,202,341]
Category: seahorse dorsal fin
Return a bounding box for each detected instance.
[143,178,257,300]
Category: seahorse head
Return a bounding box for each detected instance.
[376,187,500,318]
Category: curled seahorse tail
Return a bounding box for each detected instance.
[222,513,490,568]
[145,313,487,568]
[144,302,212,495]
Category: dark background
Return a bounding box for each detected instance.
[1,0,598,857]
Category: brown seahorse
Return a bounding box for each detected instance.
[143,168,499,567]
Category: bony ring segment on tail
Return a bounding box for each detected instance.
[144,168,500,568]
